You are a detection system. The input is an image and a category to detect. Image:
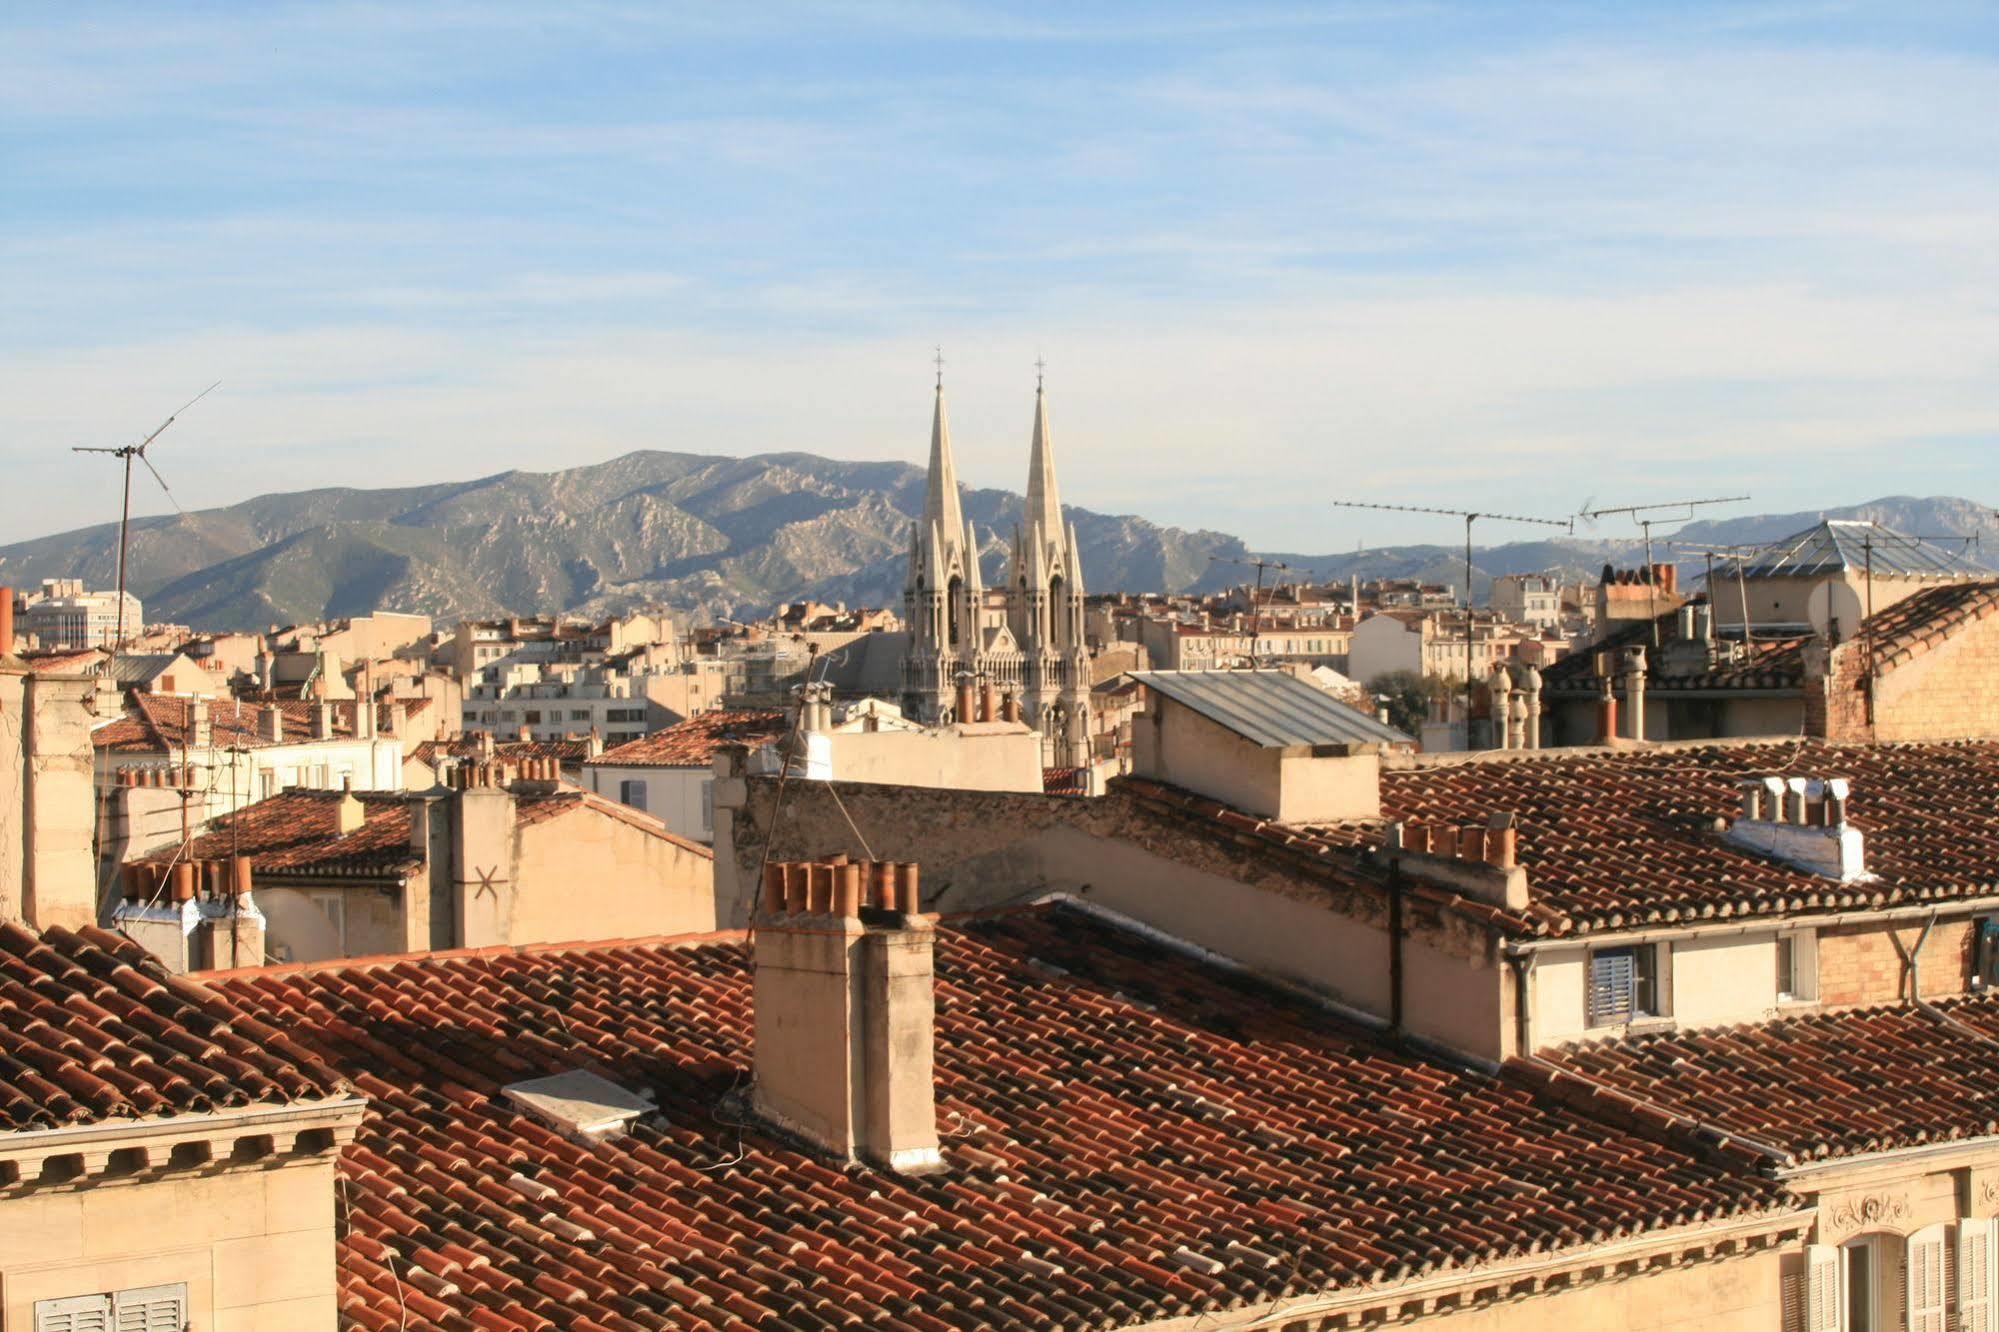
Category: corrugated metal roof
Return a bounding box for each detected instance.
[1733,520,1988,580]
[1130,670,1412,749]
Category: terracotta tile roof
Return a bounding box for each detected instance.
[1540,615,1808,694]
[586,709,787,768]
[132,786,694,877]
[1341,738,1999,936]
[1128,738,1999,938]
[1118,777,1551,936]
[94,694,410,754]
[1527,990,1999,1165]
[203,903,1781,1330]
[1865,579,1999,673]
[1042,766,1088,796]
[410,737,593,767]
[0,921,346,1134]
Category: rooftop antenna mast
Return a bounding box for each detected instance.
[1579,496,1748,647]
[71,382,219,652]
[1670,539,1773,643]
[1328,500,1571,743]
[1207,554,1294,667]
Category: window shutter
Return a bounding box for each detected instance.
[1590,951,1635,1026]
[1962,1218,1996,1332]
[34,1295,111,1332]
[1806,1244,1841,1332]
[1908,1224,1949,1332]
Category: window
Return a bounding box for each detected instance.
[1586,945,1661,1027]
[619,779,647,812]
[1976,918,1999,990]
[571,709,591,721]
[524,710,542,724]
[1779,931,1818,1002]
[701,778,715,832]
[311,891,348,955]
[36,1282,187,1332]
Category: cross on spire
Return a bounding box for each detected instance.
[1034,353,1046,391]
[933,346,945,389]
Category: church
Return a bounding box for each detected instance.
[900,370,1093,768]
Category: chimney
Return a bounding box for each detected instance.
[334,778,366,835]
[752,858,942,1174]
[1620,646,1647,742]
[188,697,213,750]
[1521,666,1543,750]
[1725,776,1866,880]
[1382,815,1529,911]
[954,673,975,726]
[259,704,284,743]
[313,703,334,740]
[1001,692,1021,724]
[517,723,533,743]
[452,770,517,947]
[587,726,603,759]
[979,675,996,724]
[357,694,376,740]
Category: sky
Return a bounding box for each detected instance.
[3,1,1998,553]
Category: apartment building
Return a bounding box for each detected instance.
[13,578,143,650]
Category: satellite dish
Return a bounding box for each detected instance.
[1806,580,1865,638]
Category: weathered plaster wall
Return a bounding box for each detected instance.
[0,1158,339,1331]
[720,772,1510,1060]
[508,804,715,945]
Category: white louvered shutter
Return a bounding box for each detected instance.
[110,1284,185,1332]
[1962,1218,1997,1332]
[33,1295,111,1332]
[1806,1243,1842,1332]
[1908,1224,1949,1332]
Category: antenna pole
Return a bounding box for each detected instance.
[114,451,134,652]
[1328,498,1568,749]
[1465,514,1476,716]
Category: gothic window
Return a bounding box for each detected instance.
[948,576,963,648]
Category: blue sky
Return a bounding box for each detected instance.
[3,2,1997,551]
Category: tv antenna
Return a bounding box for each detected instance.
[1208,555,1294,667]
[1328,500,1571,742]
[1579,496,1747,646]
[71,382,219,652]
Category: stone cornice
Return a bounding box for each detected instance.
[0,1093,365,1194]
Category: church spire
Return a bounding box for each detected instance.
[1024,371,1062,545]
[924,378,966,553]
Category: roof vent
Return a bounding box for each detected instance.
[1723,776,1868,882]
[502,1069,651,1143]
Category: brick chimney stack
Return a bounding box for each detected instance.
[752,857,942,1174]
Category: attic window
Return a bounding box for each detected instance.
[502,1069,651,1143]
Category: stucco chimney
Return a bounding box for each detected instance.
[334,779,366,835]
[188,697,213,750]
[258,704,284,743]
[313,703,334,740]
[1620,646,1647,742]
[752,857,942,1174]
[1725,775,1866,880]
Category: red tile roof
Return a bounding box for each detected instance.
[1866,579,1999,673]
[0,921,345,1133]
[1042,766,1088,796]
[410,737,593,768]
[94,694,411,754]
[586,709,787,768]
[204,903,1781,1330]
[1527,989,1999,1165]
[1129,737,1999,938]
[135,786,709,876]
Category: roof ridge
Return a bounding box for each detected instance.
[199,926,755,981]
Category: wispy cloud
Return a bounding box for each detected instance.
[1,2,1995,550]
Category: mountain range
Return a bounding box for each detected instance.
[0,450,1988,631]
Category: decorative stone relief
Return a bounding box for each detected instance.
[1821,1190,1913,1241]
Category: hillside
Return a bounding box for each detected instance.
[0,457,1986,631]
[0,451,1246,630]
